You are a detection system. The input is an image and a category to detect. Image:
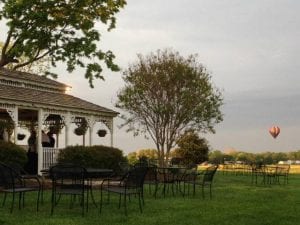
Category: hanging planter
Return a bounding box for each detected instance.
[74,127,86,136]
[17,133,26,141]
[97,129,107,137]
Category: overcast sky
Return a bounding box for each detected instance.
[2,0,300,153]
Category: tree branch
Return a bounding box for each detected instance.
[12,49,51,70]
[0,27,14,67]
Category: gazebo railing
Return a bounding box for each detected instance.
[42,147,62,170]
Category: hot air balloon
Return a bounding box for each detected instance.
[269,126,280,139]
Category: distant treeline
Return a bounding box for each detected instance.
[209,150,300,165]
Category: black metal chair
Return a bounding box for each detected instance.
[143,164,159,198]
[100,166,148,215]
[0,162,41,213]
[7,162,44,202]
[183,165,218,199]
[49,164,87,216]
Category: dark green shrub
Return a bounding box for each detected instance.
[175,129,209,166]
[0,141,27,166]
[57,145,126,171]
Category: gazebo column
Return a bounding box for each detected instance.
[37,109,43,175]
[110,120,114,147]
[87,116,95,146]
[64,112,72,147]
[13,107,18,144]
[6,106,18,144]
[89,126,93,146]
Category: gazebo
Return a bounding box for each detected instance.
[0,68,118,174]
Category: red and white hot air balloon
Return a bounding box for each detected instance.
[269,126,280,139]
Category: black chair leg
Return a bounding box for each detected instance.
[37,189,40,211]
[51,190,55,215]
[118,194,122,209]
[141,188,145,205]
[193,183,196,196]
[18,192,22,209]
[86,190,89,212]
[99,189,103,214]
[22,192,25,208]
[138,193,143,213]
[124,194,127,216]
[154,183,158,198]
[81,194,84,217]
[2,193,7,206]
[10,192,15,213]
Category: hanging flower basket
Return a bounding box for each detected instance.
[74,127,86,136]
[17,134,26,141]
[97,129,107,137]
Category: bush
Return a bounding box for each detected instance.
[57,145,126,171]
[175,130,209,166]
[0,141,27,166]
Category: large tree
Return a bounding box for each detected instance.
[0,0,126,86]
[116,49,223,166]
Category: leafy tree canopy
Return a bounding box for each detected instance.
[174,129,210,165]
[116,49,223,165]
[0,0,126,87]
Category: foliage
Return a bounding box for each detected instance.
[116,49,223,166]
[0,119,14,135]
[97,129,107,137]
[74,126,86,136]
[136,148,157,160]
[208,150,225,164]
[208,149,300,164]
[74,118,88,136]
[0,0,126,87]
[0,140,27,166]
[174,129,209,165]
[0,41,50,74]
[126,151,138,165]
[126,148,158,165]
[57,145,126,171]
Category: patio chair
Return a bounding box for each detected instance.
[100,166,148,215]
[156,167,180,197]
[49,164,87,216]
[183,164,219,199]
[143,164,159,198]
[7,162,44,202]
[0,162,41,213]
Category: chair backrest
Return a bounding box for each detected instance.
[124,166,148,189]
[49,164,86,186]
[144,165,158,183]
[118,162,132,174]
[0,162,22,189]
[203,165,219,184]
[7,162,27,175]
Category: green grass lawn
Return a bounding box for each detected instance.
[1,172,299,225]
